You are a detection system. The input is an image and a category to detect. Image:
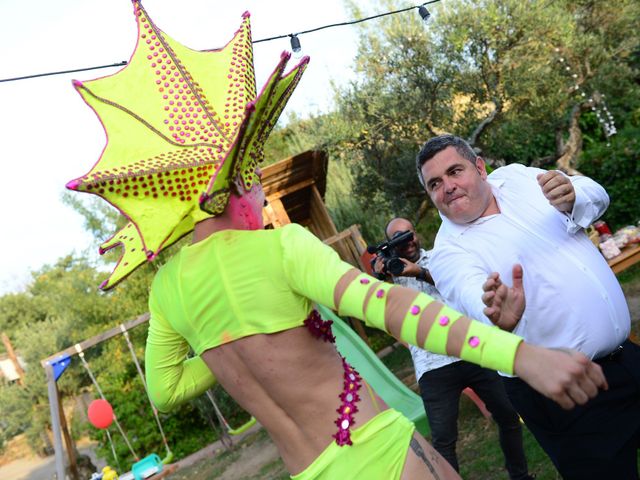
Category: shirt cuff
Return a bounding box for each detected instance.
[566,178,602,232]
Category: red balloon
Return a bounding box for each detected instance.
[88,399,114,429]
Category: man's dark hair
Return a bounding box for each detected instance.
[416,134,477,188]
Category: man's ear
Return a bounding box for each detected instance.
[475,157,488,179]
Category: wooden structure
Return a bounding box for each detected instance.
[260,150,371,343]
[41,150,372,480]
[261,150,369,272]
[1,333,25,385]
[608,244,640,275]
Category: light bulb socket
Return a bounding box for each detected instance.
[418,6,431,23]
[290,35,302,53]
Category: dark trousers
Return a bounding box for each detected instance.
[503,339,640,480]
[419,361,529,480]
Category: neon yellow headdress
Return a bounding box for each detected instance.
[66,1,308,289]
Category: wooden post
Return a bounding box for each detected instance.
[263,198,291,227]
[40,313,150,367]
[41,313,151,480]
[45,364,66,480]
[2,333,25,385]
[56,383,80,480]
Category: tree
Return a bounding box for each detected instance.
[316,0,640,234]
[0,226,228,460]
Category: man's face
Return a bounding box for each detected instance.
[387,219,421,263]
[420,146,493,225]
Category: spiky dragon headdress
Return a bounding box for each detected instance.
[66,1,308,289]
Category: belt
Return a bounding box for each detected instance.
[594,343,625,363]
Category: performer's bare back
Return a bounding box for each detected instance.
[201,326,459,479]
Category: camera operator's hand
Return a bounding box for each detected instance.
[372,255,387,276]
[398,258,422,277]
[397,259,434,284]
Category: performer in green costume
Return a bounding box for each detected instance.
[68,3,607,479]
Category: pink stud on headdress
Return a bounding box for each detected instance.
[66,179,81,190]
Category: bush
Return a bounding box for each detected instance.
[578,123,640,230]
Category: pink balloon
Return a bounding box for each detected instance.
[88,399,114,429]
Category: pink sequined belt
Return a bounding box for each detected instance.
[304,310,362,447]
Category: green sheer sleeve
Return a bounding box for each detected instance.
[282,224,522,375]
[145,288,217,412]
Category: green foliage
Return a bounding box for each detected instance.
[578,122,640,230]
[0,248,225,459]
[0,293,47,347]
[62,193,121,244]
[319,0,640,242]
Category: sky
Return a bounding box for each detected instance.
[0,0,374,294]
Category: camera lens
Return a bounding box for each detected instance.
[387,257,405,276]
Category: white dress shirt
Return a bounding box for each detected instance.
[430,163,630,363]
[392,248,460,381]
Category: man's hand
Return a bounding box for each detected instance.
[537,170,576,213]
[372,255,386,276]
[482,264,525,331]
[398,258,423,277]
[514,343,608,410]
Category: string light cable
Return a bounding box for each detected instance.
[0,1,440,83]
[554,47,617,143]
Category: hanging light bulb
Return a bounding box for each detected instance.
[290,34,303,59]
[418,5,431,25]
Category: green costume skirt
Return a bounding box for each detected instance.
[291,408,415,479]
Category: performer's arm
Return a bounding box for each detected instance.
[282,224,520,374]
[334,269,521,374]
[145,292,216,412]
[283,224,607,409]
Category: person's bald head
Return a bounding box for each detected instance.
[385,218,414,239]
[385,217,421,262]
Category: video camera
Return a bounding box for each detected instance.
[367,230,414,279]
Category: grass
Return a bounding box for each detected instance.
[618,261,640,286]
[168,428,288,480]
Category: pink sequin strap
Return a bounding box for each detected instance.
[303,310,362,447]
[303,310,336,343]
[333,358,362,446]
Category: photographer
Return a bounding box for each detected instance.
[372,218,533,480]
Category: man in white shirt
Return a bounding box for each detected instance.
[417,134,638,479]
[374,217,532,479]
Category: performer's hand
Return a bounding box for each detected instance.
[537,170,575,213]
[482,264,525,331]
[514,343,608,410]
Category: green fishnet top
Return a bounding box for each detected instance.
[145,223,522,411]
